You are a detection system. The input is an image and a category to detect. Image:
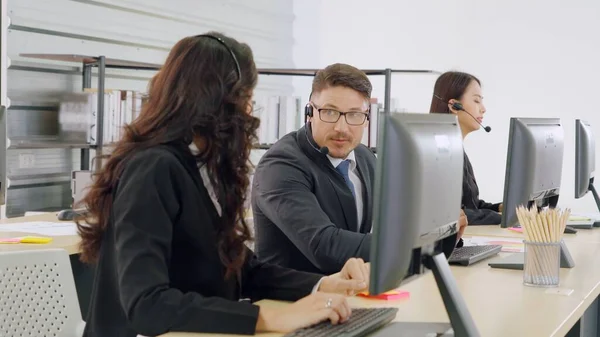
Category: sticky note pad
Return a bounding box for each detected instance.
[0,237,23,244]
[0,236,52,244]
[20,236,52,244]
[357,290,410,300]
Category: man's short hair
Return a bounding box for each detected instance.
[311,63,372,100]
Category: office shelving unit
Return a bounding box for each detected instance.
[19,53,440,161]
[21,54,440,158]
[18,54,162,172]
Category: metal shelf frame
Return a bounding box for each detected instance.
[19,53,441,159]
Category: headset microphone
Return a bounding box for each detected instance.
[304,124,330,155]
[451,101,492,133]
[434,95,491,133]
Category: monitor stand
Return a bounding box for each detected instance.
[374,251,480,337]
[488,240,575,270]
[588,182,600,227]
[427,252,480,337]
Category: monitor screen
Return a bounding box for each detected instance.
[500,117,564,228]
[369,112,463,294]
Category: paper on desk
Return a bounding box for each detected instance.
[0,221,78,236]
[462,236,524,253]
[570,212,600,220]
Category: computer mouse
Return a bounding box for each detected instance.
[57,209,78,221]
[564,225,577,234]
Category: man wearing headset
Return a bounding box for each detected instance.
[251,63,466,275]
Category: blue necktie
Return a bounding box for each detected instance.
[336,160,356,199]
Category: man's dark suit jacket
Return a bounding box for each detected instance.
[83,143,321,337]
[462,151,502,225]
[252,125,458,275]
[252,125,376,275]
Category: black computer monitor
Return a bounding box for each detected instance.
[369,112,478,336]
[500,117,564,228]
[575,119,600,212]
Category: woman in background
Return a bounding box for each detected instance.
[77,32,369,337]
[430,71,502,225]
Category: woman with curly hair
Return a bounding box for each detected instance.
[77,33,370,337]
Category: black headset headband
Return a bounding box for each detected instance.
[195,34,242,80]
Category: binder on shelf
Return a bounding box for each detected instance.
[82,88,144,146]
[266,96,280,144]
[252,95,304,145]
[252,96,269,144]
[278,96,302,139]
[368,101,381,147]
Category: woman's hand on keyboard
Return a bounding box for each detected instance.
[255,292,351,332]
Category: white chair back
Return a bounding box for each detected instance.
[0,248,85,337]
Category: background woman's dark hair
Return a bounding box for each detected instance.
[429,71,481,114]
[76,32,259,278]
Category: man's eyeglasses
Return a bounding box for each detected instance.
[311,104,369,126]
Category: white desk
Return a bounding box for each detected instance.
[0,213,80,254]
[162,237,600,337]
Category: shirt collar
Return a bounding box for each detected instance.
[327,151,356,171]
[189,142,200,155]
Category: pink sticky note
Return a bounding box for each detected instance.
[0,237,23,244]
[508,227,523,233]
[357,290,410,300]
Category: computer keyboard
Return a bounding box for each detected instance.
[283,307,398,337]
[448,245,502,266]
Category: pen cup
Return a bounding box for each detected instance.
[523,240,561,287]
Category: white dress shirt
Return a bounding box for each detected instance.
[327,151,364,232]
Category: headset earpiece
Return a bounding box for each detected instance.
[305,103,314,117]
[451,102,464,112]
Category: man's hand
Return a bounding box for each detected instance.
[458,209,468,242]
[318,258,369,296]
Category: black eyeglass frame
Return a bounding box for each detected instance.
[310,103,370,126]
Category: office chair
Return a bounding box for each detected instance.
[0,249,86,337]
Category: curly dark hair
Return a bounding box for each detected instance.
[76,32,259,278]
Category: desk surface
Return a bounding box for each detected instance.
[2,214,600,337]
[465,224,600,243]
[0,213,81,255]
[163,230,600,337]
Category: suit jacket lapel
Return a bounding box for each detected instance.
[355,154,372,233]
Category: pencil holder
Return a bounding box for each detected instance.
[523,241,561,287]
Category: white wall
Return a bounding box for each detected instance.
[460,0,600,213]
[294,0,600,213]
[296,0,463,111]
